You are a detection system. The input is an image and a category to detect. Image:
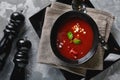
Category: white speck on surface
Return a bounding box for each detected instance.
[83,31,86,34]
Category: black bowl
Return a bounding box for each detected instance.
[50,11,99,65]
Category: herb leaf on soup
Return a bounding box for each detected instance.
[73,38,81,44]
[67,31,73,40]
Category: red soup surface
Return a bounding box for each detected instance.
[56,18,94,60]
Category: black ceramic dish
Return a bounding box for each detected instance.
[50,11,99,65]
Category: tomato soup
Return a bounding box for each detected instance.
[56,18,94,60]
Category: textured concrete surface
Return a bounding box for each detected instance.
[91,60,120,80]
[91,0,120,46]
[91,0,120,80]
[0,0,66,80]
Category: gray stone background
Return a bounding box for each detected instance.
[91,0,120,46]
[0,0,65,80]
[0,0,120,80]
[90,0,120,80]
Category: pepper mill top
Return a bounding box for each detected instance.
[14,39,32,67]
[10,12,25,24]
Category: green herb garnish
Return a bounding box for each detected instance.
[67,31,81,45]
[73,38,81,44]
[67,31,73,40]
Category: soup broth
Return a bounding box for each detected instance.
[56,18,94,60]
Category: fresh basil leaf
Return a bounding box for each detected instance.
[73,38,81,44]
[67,32,73,40]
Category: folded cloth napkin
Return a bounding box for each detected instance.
[38,2,114,76]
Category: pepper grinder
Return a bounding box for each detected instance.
[0,12,25,70]
[10,38,32,80]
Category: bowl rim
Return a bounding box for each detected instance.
[50,11,99,65]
